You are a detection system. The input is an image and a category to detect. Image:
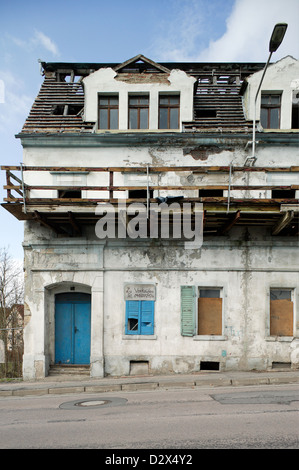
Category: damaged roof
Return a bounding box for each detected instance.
[19,57,266,135]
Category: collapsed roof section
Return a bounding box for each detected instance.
[18,55,266,135]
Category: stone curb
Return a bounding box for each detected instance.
[1,374,298,398]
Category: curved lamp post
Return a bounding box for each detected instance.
[249,23,288,164]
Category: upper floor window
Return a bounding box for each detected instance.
[98,94,118,129]
[292,91,299,129]
[260,93,281,129]
[158,94,180,129]
[128,95,149,129]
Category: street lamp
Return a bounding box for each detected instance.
[248,23,288,165]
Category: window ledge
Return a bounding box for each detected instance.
[193,335,227,341]
[265,336,294,342]
[122,335,157,340]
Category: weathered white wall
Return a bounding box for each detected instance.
[22,217,299,379]
[243,55,299,128]
[23,144,299,201]
[20,55,299,379]
[83,67,196,130]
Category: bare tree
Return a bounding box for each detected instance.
[0,247,24,377]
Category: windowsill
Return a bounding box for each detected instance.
[95,129,181,134]
[193,335,227,341]
[265,336,294,342]
[122,335,157,340]
[262,129,299,133]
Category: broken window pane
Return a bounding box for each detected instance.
[128,318,138,331]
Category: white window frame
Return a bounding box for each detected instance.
[193,286,227,341]
[266,287,297,342]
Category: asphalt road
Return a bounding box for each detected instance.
[0,384,298,450]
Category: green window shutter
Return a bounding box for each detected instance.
[181,286,196,336]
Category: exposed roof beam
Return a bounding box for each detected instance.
[219,210,241,234]
[33,210,64,235]
[272,210,294,235]
[114,54,171,74]
[68,211,81,235]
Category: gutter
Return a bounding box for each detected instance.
[15,131,299,148]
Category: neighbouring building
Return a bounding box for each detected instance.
[1,54,299,380]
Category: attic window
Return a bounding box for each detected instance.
[52,104,83,116]
[158,94,180,129]
[98,95,119,129]
[195,109,217,118]
[128,95,149,129]
[260,93,281,129]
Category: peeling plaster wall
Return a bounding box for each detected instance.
[22,215,299,379]
[20,56,299,378]
[23,144,299,201]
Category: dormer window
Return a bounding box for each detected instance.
[98,94,119,129]
[158,94,180,129]
[260,93,281,129]
[128,95,149,129]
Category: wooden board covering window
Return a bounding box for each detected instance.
[270,299,293,336]
[198,298,222,335]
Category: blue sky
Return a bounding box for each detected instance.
[0,0,298,262]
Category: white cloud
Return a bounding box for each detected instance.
[0,70,33,134]
[33,30,60,57]
[148,0,208,61]
[197,0,299,62]
[151,0,299,63]
[8,30,60,57]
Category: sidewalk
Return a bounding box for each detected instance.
[1,369,299,397]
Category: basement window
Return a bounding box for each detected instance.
[270,289,293,337]
[200,361,220,371]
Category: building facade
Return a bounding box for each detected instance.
[2,54,299,380]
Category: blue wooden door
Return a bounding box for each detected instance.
[55,293,91,365]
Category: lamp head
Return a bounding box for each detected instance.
[269,23,288,52]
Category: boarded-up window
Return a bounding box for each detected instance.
[270,289,293,336]
[198,289,222,335]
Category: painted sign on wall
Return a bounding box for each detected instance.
[124,284,156,301]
